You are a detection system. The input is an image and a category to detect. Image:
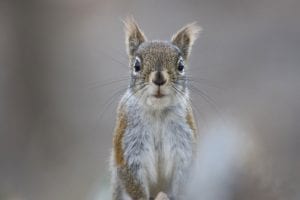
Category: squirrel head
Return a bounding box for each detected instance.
[123,17,202,109]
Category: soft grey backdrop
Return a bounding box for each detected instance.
[0,0,299,199]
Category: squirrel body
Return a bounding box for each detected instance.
[111,18,201,200]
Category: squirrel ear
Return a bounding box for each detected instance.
[171,22,202,59]
[123,17,147,57]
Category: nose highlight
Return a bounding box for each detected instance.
[152,71,166,86]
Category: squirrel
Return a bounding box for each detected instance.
[110,17,201,200]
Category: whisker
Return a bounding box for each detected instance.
[177,76,225,91]
[98,49,129,70]
[131,85,148,109]
[88,77,130,89]
[171,84,208,130]
[96,81,148,121]
[189,84,218,110]
[188,84,225,122]
[97,86,128,121]
[119,84,148,109]
[110,47,129,61]
[171,85,191,112]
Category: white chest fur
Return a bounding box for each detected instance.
[122,105,194,196]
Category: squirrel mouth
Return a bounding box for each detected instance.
[154,93,165,98]
[153,89,165,98]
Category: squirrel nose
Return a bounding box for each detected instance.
[152,71,166,86]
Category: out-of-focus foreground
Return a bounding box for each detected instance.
[0,0,299,199]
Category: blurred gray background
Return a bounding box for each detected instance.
[0,0,299,199]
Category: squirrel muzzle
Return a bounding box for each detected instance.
[152,71,167,86]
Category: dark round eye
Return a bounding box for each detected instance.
[178,59,184,72]
[134,58,141,72]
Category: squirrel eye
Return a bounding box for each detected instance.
[133,58,141,72]
[177,58,184,72]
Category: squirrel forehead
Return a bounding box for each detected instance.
[136,41,181,61]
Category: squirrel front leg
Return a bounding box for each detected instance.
[112,109,149,200]
[111,167,148,200]
[118,164,149,200]
[119,134,150,199]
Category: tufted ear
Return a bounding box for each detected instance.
[123,17,147,57]
[171,22,202,59]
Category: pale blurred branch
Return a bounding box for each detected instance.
[154,192,169,200]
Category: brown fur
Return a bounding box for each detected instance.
[113,107,127,166]
[186,107,198,157]
[186,108,197,137]
[136,41,180,79]
[118,166,147,199]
